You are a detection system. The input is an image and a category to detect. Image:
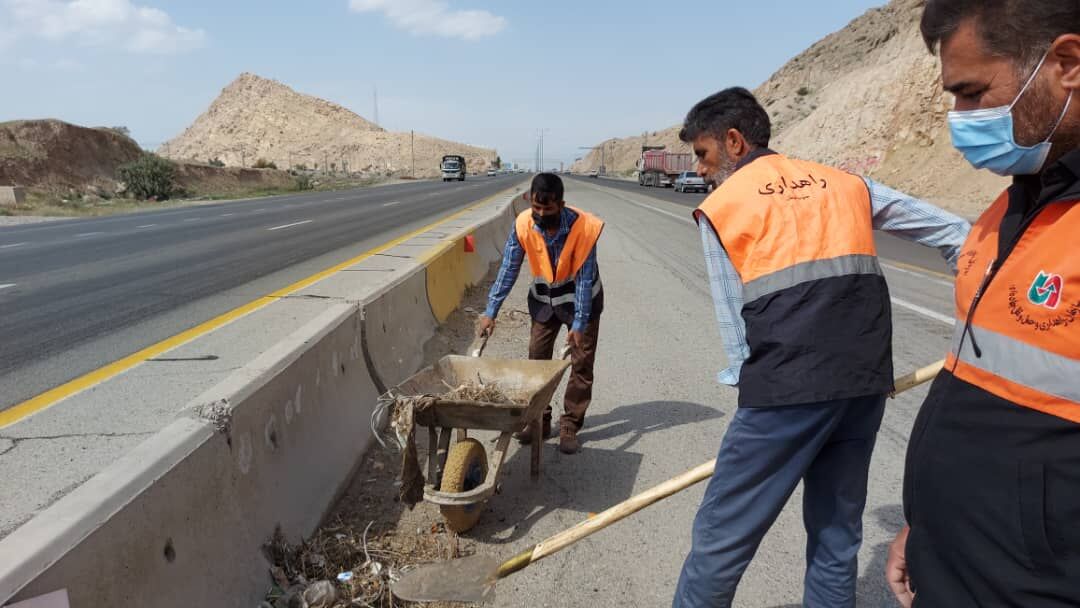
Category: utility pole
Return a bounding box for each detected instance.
[373,85,379,127]
[537,128,550,172]
[410,130,415,178]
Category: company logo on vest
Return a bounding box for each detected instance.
[1028,271,1064,309]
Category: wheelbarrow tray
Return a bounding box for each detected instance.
[401,355,571,433]
[393,355,570,515]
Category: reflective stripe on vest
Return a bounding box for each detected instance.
[950,190,1080,423]
[743,254,883,301]
[951,323,1080,407]
[529,277,603,306]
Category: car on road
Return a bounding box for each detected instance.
[674,171,707,193]
[487,169,497,177]
[589,169,599,178]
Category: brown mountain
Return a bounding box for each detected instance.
[159,73,495,176]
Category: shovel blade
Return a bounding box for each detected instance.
[391,554,501,603]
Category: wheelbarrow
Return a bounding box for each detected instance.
[391,339,571,533]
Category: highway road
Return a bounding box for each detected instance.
[0,175,523,411]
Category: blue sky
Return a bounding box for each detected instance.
[0,0,886,169]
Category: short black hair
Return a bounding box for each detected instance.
[531,172,564,204]
[679,87,771,148]
[921,0,1080,69]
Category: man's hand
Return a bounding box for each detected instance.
[477,316,496,338]
[567,330,584,353]
[886,526,914,608]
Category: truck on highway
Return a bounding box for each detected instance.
[637,147,692,188]
[441,155,466,181]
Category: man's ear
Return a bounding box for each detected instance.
[1052,34,1080,90]
[524,191,532,203]
[725,128,746,158]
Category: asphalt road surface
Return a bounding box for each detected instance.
[0,175,522,410]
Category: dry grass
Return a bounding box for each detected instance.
[440,381,516,405]
[262,447,474,608]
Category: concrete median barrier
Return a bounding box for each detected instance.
[0,186,523,608]
[1,302,378,607]
[361,266,438,391]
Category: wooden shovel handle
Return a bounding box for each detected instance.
[497,359,947,577]
[528,458,715,564]
[892,359,945,396]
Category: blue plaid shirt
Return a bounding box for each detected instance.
[702,178,971,386]
[484,207,600,332]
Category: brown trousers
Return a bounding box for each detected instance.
[528,316,600,431]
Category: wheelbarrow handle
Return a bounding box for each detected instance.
[468,333,489,358]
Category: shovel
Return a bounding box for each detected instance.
[392,359,946,603]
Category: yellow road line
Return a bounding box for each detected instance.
[0,188,519,430]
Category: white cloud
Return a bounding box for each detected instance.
[1,0,206,54]
[349,0,506,41]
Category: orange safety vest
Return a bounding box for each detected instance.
[515,207,604,283]
[949,190,1080,423]
[515,207,604,322]
[696,152,893,406]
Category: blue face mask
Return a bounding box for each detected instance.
[948,51,1073,176]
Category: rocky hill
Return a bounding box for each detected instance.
[0,120,143,194]
[573,0,1006,218]
[159,73,495,177]
[0,119,297,201]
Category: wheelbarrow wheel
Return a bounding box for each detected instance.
[439,438,489,533]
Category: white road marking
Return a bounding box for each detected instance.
[0,283,15,290]
[891,297,954,326]
[881,262,954,288]
[0,242,27,249]
[75,232,104,238]
[220,213,235,217]
[136,224,156,229]
[621,197,694,224]
[268,220,313,231]
[382,201,401,207]
[255,208,267,212]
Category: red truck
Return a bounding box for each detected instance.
[638,147,693,187]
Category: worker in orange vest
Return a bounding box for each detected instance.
[478,173,604,454]
[886,2,1080,606]
[671,88,970,607]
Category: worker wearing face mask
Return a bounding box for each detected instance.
[886,2,1080,607]
[478,172,604,455]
